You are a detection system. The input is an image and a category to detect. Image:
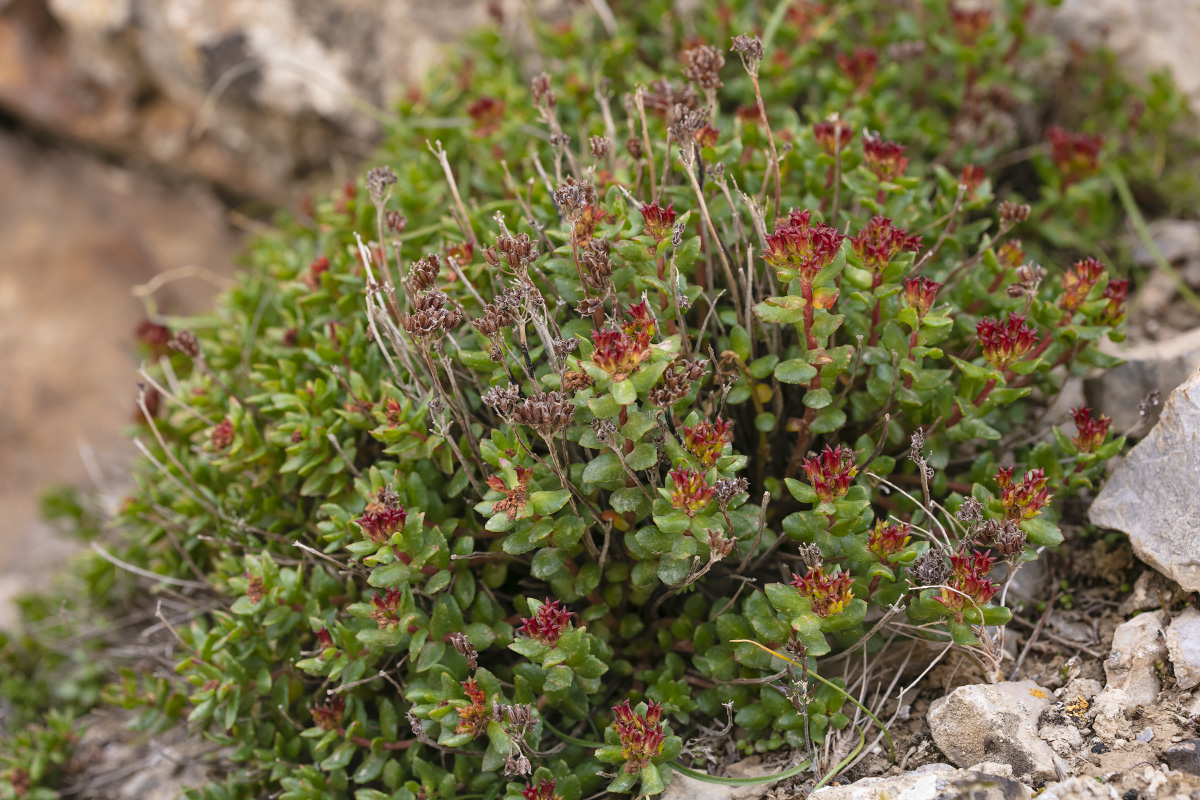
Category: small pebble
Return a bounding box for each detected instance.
[1136,727,1155,743]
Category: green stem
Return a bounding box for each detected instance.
[811,725,866,791]
[671,757,812,786]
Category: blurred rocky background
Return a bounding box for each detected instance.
[0,0,1198,623]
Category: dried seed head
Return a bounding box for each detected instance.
[385,210,408,234]
[909,549,950,587]
[589,135,611,159]
[576,297,604,318]
[482,385,521,418]
[552,337,578,360]
[625,136,645,159]
[648,355,707,407]
[580,239,613,291]
[365,165,397,206]
[408,254,441,293]
[490,233,540,272]
[169,329,200,358]
[684,44,725,90]
[513,391,575,434]
[448,632,478,670]
[669,104,710,147]
[562,370,594,392]
[590,418,618,442]
[955,497,984,526]
[798,543,823,570]
[644,78,699,116]
[977,518,1026,558]
[553,178,596,221]
[999,200,1031,224]
[530,72,556,107]
[401,291,461,342]
[731,33,764,70]
[712,476,748,509]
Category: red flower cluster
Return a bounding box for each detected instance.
[976,313,1038,371]
[623,301,656,349]
[455,678,492,739]
[591,330,646,379]
[813,118,854,154]
[315,627,334,651]
[669,468,714,516]
[1047,126,1103,183]
[355,489,408,543]
[950,4,992,43]
[801,444,858,502]
[519,598,575,647]
[851,215,922,273]
[1071,406,1113,453]
[763,209,846,283]
[370,588,404,629]
[868,520,912,563]
[311,696,345,731]
[791,566,855,617]
[466,96,505,137]
[960,164,986,196]
[612,700,666,773]
[136,320,172,357]
[1058,257,1106,313]
[863,132,908,182]
[486,465,533,520]
[304,254,330,289]
[996,240,1025,269]
[641,201,677,242]
[904,276,941,320]
[837,46,878,91]
[681,418,734,467]
[445,241,474,267]
[521,779,562,800]
[937,550,999,618]
[211,418,235,450]
[1100,279,1129,325]
[996,466,1053,521]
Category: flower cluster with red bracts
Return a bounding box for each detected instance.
[791,566,855,617]
[455,678,492,739]
[1058,257,1106,313]
[445,241,474,267]
[801,444,858,502]
[863,132,908,181]
[669,468,714,516]
[960,164,986,196]
[211,418,235,450]
[1071,407,1113,453]
[763,209,845,282]
[851,215,921,273]
[640,201,677,242]
[591,328,648,379]
[486,465,533,520]
[612,700,666,774]
[466,96,505,137]
[311,696,345,731]
[904,276,941,320]
[681,418,734,467]
[936,550,999,618]
[521,779,562,800]
[976,313,1039,371]
[1047,126,1103,183]
[355,488,408,543]
[837,46,878,91]
[996,240,1025,269]
[996,466,1053,521]
[1100,279,1129,325]
[868,520,912,563]
[814,118,853,154]
[950,4,992,43]
[622,300,656,350]
[315,627,334,651]
[304,255,330,289]
[370,588,404,629]
[518,598,575,647]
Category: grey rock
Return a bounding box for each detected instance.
[1166,607,1200,690]
[1163,739,1200,777]
[808,762,1031,800]
[1083,330,1200,434]
[1090,368,1200,591]
[1135,727,1155,743]
[1117,571,1176,617]
[1104,611,1167,707]
[1038,706,1086,759]
[1130,221,1200,267]
[1051,0,1200,114]
[1036,776,1120,800]
[928,681,1065,784]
